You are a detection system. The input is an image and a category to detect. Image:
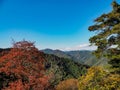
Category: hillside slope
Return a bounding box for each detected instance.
[0,48,88,87]
[42,49,108,66]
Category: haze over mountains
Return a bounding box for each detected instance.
[42,49,108,66]
[59,44,97,51]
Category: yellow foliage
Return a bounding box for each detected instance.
[55,79,78,90]
[78,67,120,90]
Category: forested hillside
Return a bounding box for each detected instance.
[42,49,108,66]
[44,54,88,88]
[0,42,88,90]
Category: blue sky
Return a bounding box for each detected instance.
[0,0,120,50]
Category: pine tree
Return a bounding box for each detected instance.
[88,1,120,73]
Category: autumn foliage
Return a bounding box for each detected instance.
[78,67,120,90]
[55,79,78,90]
[0,40,49,90]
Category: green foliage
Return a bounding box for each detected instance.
[88,1,120,73]
[44,54,88,87]
[78,67,120,90]
[43,49,108,66]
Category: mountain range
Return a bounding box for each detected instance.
[42,49,108,66]
[0,48,108,67]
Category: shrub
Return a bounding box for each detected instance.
[0,40,49,90]
[56,78,78,90]
[78,67,120,90]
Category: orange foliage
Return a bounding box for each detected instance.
[55,79,78,90]
[3,79,28,90]
[0,40,49,90]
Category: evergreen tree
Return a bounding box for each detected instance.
[88,1,120,73]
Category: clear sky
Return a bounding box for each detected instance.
[0,0,120,50]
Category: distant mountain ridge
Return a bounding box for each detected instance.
[42,49,108,66]
[42,49,71,59]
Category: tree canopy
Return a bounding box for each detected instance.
[78,67,120,90]
[88,1,120,73]
[0,40,49,90]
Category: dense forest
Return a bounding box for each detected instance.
[0,1,120,90]
[42,49,108,66]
